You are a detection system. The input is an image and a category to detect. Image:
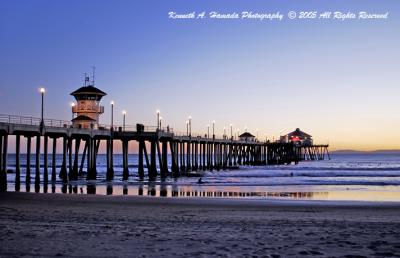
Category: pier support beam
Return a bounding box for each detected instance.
[79,141,87,176]
[149,140,157,180]
[186,140,191,172]
[26,136,32,184]
[35,135,41,185]
[71,138,80,181]
[0,135,7,192]
[143,142,151,176]
[106,138,114,181]
[60,137,68,183]
[68,137,73,181]
[170,141,178,176]
[202,142,206,170]
[87,139,99,181]
[43,136,48,184]
[122,140,129,180]
[15,135,21,191]
[161,141,169,177]
[51,137,57,181]
[156,141,164,177]
[138,140,145,179]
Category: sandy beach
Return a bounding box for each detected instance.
[0,193,400,257]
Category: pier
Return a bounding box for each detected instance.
[0,114,329,192]
[0,83,329,192]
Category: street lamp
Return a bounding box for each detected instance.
[159,117,163,129]
[256,128,259,141]
[122,110,126,131]
[207,124,210,138]
[111,101,114,130]
[188,115,192,136]
[212,120,215,138]
[223,127,226,139]
[39,87,45,128]
[156,109,160,129]
[230,124,233,139]
[186,121,189,136]
[70,102,75,120]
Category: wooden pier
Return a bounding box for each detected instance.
[0,115,329,192]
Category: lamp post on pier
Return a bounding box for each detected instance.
[256,128,259,141]
[122,110,126,131]
[230,124,233,140]
[223,127,226,139]
[207,124,210,138]
[156,110,160,130]
[212,120,215,138]
[39,87,45,130]
[159,117,163,129]
[111,101,114,130]
[188,115,192,136]
[70,102,75,121]
[186,121,189,136]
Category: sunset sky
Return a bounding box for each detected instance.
[1,0,399,151]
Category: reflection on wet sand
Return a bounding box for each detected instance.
[10,181,329,200]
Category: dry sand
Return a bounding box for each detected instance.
[1,192,400,257]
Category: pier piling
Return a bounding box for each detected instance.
[26,136,31,184]
[15,135,21,191]
[35,135,40,185]
[0,115,329,189]
[60,137,68,182]
[43,136,48,183]
[51,137,57,181]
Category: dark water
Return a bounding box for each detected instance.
[4,153,400,202]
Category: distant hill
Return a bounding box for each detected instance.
[332,150,400,154]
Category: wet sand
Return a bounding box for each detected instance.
[1,192,400,257]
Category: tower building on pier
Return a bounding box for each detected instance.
[70,81,107,129]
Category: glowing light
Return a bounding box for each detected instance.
[39,87,45,93]
[111,101,114,105]
[122,110,127,115]
[70,102,75,107]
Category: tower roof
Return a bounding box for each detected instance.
[239,132,255,138]
[70,86,107,96]
[71,115,96,122]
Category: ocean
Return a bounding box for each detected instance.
[4,153,400,202]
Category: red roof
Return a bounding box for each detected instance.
[286,128,312,138]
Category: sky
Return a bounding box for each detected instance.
[0,0,399,151]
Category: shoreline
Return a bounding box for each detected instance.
[4,182,400,202]
[1,192,400,257]
[2,191,400,207]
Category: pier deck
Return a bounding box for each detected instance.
[0,115,329,191]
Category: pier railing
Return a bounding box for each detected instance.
[0,114,72,128]
[0,114,175,133]
[173,131,232,140]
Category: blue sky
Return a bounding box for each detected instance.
[1,0,399,150]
